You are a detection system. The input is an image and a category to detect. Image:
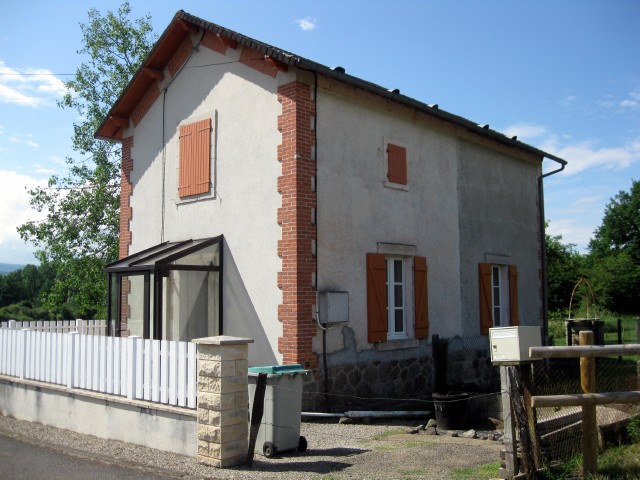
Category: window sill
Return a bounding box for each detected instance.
[383,180,409,192]
[375,338,419,351]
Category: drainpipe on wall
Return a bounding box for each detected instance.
[539,154,567,345]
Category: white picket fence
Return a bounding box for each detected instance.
[0,319,106,336]
[0,328,196,409]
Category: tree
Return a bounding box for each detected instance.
[18,2,155,318]
[589,179,640,261]
[588,180,640,314]
[545,226,584,312]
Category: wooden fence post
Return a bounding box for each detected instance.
[500,365,518,479]
[580,330,597,477]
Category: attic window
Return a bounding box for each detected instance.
[179,118,212,198]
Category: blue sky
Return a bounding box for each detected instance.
[1,0,638,264]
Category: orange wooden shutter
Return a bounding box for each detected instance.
[414,256,429,339]
[479,263,493,335]
[367,253,388,343]
[179,118,211,198]
[509,265,519,326]
[387,144,407,185]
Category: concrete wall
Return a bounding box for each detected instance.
[311,79,542,402]
[0,376,196,456]
[457,141,542,332]
[124,40,293,365]
[315,82,462,360]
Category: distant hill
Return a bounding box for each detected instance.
[0,263,25,275]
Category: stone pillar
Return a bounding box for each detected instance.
[193,335,253,468]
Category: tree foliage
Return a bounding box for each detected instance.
[18,2,155,318]
[587,179,640,314]
[545,227,584,312]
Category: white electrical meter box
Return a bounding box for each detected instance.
[318,291,349,324]
[489,326,541,363]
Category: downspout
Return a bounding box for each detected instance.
[538,154,567,345]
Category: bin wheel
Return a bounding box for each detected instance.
[263,442,276,458]
[297,436,308,452]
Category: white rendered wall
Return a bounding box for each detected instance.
[315,83,542,354]
[315,85,463,354]
[125,42,293,365]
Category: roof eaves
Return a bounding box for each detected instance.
[95,10,567,167]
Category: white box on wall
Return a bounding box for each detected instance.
[489,326,541,363]
[318,291,349,324]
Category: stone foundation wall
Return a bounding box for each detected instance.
[303,327,433,412]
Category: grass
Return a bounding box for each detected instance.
[449,461,501,479]
[541,442,640,479]
[548,310,639,350]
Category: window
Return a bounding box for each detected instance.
[387,257,406,339]
[178,118,212,198]
[367,253,428,343]
[479,263,519,334]
[386,142,407,186]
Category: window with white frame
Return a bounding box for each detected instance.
[386,256,407,339]
[491,265,510,327]
[366,251,428,344]
[479,262,519,334]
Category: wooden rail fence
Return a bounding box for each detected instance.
[529,331,640,477]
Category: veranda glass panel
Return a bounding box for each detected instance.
[162,270,219,341]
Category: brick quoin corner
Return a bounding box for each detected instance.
[277,81,318,369]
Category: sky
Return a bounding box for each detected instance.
[0,0,639,264]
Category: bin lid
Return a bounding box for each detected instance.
[248,364,307,375]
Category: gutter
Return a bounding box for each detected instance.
[538,156,567,345]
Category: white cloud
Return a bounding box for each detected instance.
[598,87,640,112]
[560,95,577,107]
[295,17,317,31]
[0,170,46,249]
[0,60,67,107]
[502,122,548,141]
[541,137,639,175]
[25,140,39,148]
[502,122,640,176]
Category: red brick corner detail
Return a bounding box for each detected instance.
[277,81,317,369]
[119,136,133,260]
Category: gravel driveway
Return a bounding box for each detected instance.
[0,415,502,479]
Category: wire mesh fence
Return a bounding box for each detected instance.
[530,350,640,466]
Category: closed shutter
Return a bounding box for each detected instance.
[414,256,429,339]
[179,118,211,198]
[367,253,388,343]
[479,263,493,335]
[387,144,407,185]
[509,265,519,326]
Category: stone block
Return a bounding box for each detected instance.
[198,392,222,411]
[211,376,248,394]
[208,407,247,427]
[209,438,248,461]
[197,344,248,362]
[199,360,237,378]
[198,440,210,456]
[197,424,221,443]
[235,390,249,408]
[235,359,248,376]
